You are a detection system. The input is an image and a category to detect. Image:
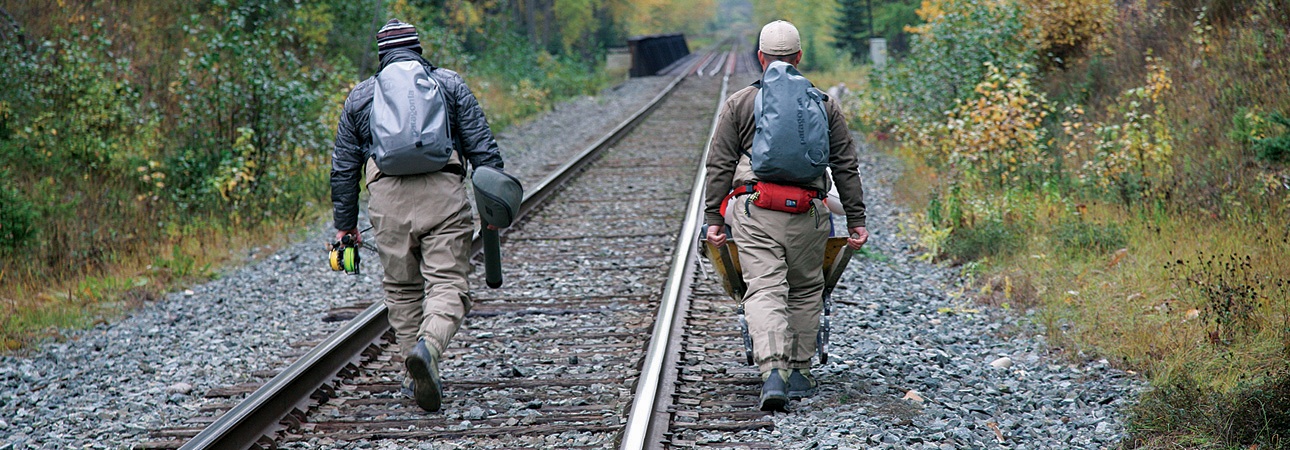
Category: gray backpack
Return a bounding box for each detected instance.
[371,59,453,176]
[751,60,830,184]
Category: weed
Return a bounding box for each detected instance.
[854,246,891,263]
[1053,220,1127,255]
[1017,0,1114,68]
[860,0,1290,443]
[943,220,1023,264]
[1075,54,1175,208]
[974,270,1040,310]
[1167,252,1286,346]
[152,244,211,281]
[1126,371,1213,446]
[899,212,951,263]
[1129,369,1290,449]
[1222,372,1290,448]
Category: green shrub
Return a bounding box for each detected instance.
[1229,109,1290,163]
[1254,113,1290,163]
[6,21,157,177]
[876,0,1035,124]
[465,23,605,120]
[167,0,345,221]
[944,220,1023,263]
[0,175,37,254]
[1053,220,1127,255]
[0,39,34,144]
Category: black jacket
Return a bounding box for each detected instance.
[330,49,504,231]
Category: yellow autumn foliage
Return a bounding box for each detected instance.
[918,62,1052,190]
[1016,0,1114,61]
[904,0,942,35]
[911,0,1113,62]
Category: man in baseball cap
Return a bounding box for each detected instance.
[703,19,869,411]
[758,19,802,57]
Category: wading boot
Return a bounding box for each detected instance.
[759,369,790,411]
[787,368,818,399]
[405,339,443,412]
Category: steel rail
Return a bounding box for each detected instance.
[705,51,728,77]
[179,49,716,450]
[694,51,720,77]
[619,43,735,450]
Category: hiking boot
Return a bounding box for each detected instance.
[758,369,789,411]
[405,339,443,412]
[787,368,818,399]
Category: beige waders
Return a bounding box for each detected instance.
[728,196,829,374]
[366,162,475,359]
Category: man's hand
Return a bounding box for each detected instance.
[847,226,868,250]
[706,225,727,247]
[336,228,362,245]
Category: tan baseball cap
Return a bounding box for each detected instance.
[759,20,801,56]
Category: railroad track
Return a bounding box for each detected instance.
[144,40,774,450]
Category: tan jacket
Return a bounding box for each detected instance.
[703,84,866,228]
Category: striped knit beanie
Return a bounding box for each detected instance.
[377,19,421,57]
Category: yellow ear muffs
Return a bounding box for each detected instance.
[329,235,361,274]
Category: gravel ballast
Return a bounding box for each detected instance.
[0,75,1142,449]
[722,139,1145,449]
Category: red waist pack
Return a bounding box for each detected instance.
[751,182,822,214]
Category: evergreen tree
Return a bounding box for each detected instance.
[834,0,871,61]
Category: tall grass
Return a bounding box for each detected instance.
[858,0,1290,446]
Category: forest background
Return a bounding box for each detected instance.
[0,0,723,345]
[1,0,1288,447]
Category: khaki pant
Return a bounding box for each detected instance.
[728,196,828,373]
[366,164,475,358]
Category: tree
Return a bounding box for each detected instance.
[833,0,870,61]
[870,0,919,55]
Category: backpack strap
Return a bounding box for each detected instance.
[378,48,436,74]
[369,161,465,185]
[741,83,763,159]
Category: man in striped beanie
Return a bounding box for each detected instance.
[331,18,507,413]
[376,19,422,58]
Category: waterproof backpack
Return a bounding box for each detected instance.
[750,60,830,184]
[371,57,453,176]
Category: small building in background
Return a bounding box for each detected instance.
[628,34,690,77]
[869,38,887,68]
